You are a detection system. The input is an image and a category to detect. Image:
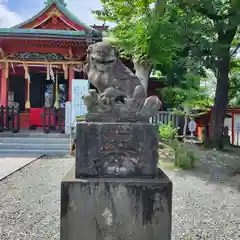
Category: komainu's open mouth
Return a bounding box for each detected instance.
[92,56,115,64]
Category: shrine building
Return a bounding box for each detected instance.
[0,0,161,132]
[0,0,104,129]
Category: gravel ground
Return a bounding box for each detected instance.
[0,156,74,240]
[166,169,240,239]
[0,151,240,240]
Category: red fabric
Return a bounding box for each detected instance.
[29,108,43,127]
[20,114,30,129]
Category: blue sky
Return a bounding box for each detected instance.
[0,0,104,27]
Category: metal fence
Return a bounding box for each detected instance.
[0,107,183,135]
[150,111,180,128]
[0,106,20,133]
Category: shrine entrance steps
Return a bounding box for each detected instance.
[0,131,70,156]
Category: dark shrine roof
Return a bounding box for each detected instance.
[0,0,102,39]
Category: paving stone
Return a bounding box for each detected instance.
[0,155,42,180]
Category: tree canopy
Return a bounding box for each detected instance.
[93,0,185,90]
[93,0,174,62]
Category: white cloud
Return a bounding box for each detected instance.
[0,1,22,27]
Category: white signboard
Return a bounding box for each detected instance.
[65,101,72,135]
[236,122,240,133]
[188,120,197,133]
[188,119,197,139]
[71,79,89,126]
[236,122,240,147]
[233,114,240,146]
[224,118,231,129]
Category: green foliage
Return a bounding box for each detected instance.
[229,71,240,106]
[169,140,197,169]
[159,73,213,110]
[166,1,240,120]
[150,69,163,79]
[160,87,185,109]
[228,58,240,106]
[159,123,177,140]
[176,0,240,57]
[93,0,183,65]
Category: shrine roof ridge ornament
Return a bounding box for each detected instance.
[45,0,67,7]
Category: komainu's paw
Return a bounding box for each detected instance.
[99,96,115,105]
[99,87,119,105]
[88,89,98,98]
[84,90,98,110]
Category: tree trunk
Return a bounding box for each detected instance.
[183,115,188,138]
[133,59,151,93]
[211,55,230,149]
[203,112,211,147]
[211,27,237,149]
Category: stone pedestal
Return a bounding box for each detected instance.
[60,167,172,240]
[75,122,159,178]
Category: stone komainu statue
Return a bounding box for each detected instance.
[83,42,161,121]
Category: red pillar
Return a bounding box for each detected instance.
[68,66,74,101]
[232,112,235,144]
[0,69,1,99]
[0,65,8,107]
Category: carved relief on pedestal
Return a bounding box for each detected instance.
[76,123,159,178]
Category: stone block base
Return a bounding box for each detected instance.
[75,122,159,178]
[60,167,172,240]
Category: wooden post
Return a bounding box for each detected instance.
[24,64,30,109]
[25,78,30,109]
[68,65,74,101]
[63,64,68,80]
[0,63,8,107]
[54,71,60,109]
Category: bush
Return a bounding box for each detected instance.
[158,123,197,169]
[159,123,177,140]
[169,140,197,169]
